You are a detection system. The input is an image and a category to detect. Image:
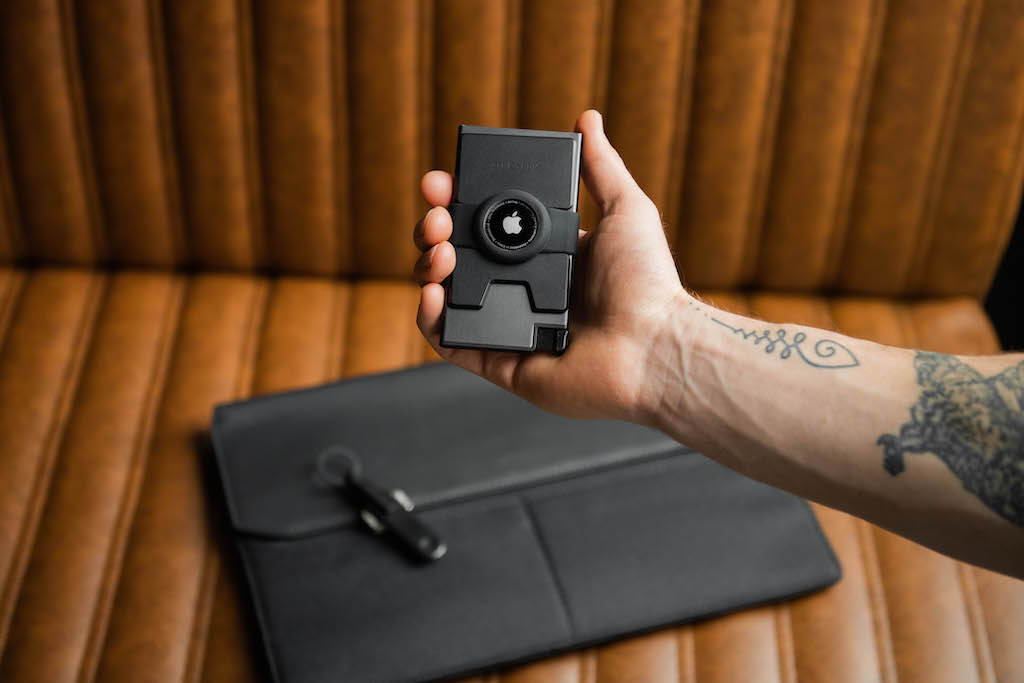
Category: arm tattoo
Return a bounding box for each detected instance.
[710,318,860,369]
[878,352,1024,525]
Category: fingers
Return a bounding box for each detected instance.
[416,283,499,378]
[417,282,534,397]
[574,109,645,215]
[413,206,453,252]
[421,170,454,207]
[413,240,456,286]
[416,282,446,343]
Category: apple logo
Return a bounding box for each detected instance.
[485,200,537,251]
[502,210,523,235]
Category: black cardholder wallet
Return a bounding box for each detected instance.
[211,362,840,683]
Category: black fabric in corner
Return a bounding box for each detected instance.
[211,363,841,683]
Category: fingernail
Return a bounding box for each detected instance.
[426,244,438,267]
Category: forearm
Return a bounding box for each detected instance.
[642,296,1024,577]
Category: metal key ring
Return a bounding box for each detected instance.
[315,446,362,488]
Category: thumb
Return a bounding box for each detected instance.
[575,110,643,215]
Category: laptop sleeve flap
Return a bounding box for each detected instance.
[210,363,841,683]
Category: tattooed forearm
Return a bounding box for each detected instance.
[710,318,860,369]
[878,352,1024,525]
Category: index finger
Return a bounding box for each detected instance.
[421,170,454,207]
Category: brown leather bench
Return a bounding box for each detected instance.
[0,1,1022,681]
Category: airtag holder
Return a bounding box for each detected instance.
[475,190,551,263]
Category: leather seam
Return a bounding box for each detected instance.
[237,0,264,269]
[146,0,189,266]
[181,277,269,682]
[0,118,25,260]
[898,301,920,349]
[824,0,888,289]
[504,0,523,126]
[57,0,107,263]
[858,521,898,683]
[183,550,220,683]
[958,564,996,683]
[419,0,435,218]
[678,626,696,683]
[741,0,795,286]
[582,646,596,683]
[0,273,106,646]
[326,281,350,380]
[663,0,701,257]
[906,0,982,296]
[340,280,360,377]
[75,275,186,683]
[591,0,616,122]
[0,271,26,357]
[330,0,351,274]
[774,604,796,683]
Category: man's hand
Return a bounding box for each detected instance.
[414,110,686,421]
[414,110,1024,578]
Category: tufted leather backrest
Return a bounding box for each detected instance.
[0,0,1022,296]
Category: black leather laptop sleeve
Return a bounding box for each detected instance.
[211,362,840,683]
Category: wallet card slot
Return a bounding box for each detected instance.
[522,454,841,642]
[517,496,576,639]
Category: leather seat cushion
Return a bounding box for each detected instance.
[0,267,1020,683]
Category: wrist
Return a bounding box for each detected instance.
[634,289,707,431]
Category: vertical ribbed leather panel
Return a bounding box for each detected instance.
[347,0,421,277]
[602,0,690,216]
[661,0,701,254]
[676,0,793,290]
[343,281,423,376]
[93,275,265,683]
[871,529,982,683]
[0,270,102,646]
[756,0,883,290]
[0,273,183,683]
[74,1,184,266]
[0,1,103,264]
[837,0,979,295]
[164,0,261,270]
[594,631,682,682]
[791,506,889,683]
[198,570,270,683]
[432,0,511,174]
[0,0,1020,289]
[255,0,343,274]
[518,0,604,131]
[201,277,347,683]
[694,608,783,683]
[974,568,1024,682]
[498,651,590,682]
[916,0,1024,297]
[251,278,350,393]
